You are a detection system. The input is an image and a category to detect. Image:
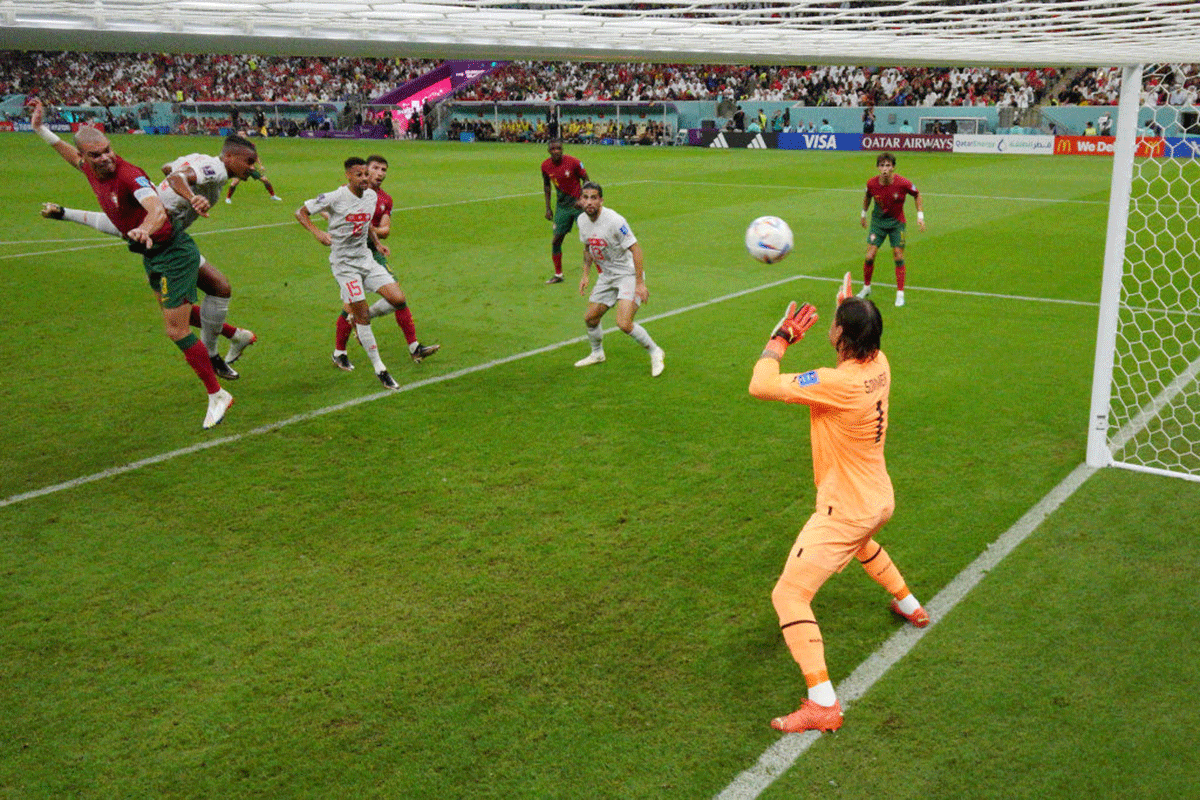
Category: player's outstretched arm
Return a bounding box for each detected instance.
[29,99,84,171]
[750,301,818,401]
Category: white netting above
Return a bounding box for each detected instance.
[1,0,1199,66]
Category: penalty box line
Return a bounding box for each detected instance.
[1,274,1089,510]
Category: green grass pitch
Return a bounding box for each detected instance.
[2,136,1198,798]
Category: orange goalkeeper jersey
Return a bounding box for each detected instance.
[751,351,894,521]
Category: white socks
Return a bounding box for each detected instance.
[368,298,394,319]
[808,680,837,707]
[356,323,385,372]
[64,207,121,236]
[628,323,658,352]
[586,323,604,354]
[895,593,922,615]
[199,294,230,356]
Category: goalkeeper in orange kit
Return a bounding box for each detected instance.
[748,274,928,734]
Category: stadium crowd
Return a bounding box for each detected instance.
[2,50,1198,114]
[455,62,1059,109]
[1055,64,1200,106]
[0,51,437,106]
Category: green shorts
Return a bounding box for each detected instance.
[369,245,389,269]
[867,218,906,249]
[553,201,581,238]
[143,231,201,309]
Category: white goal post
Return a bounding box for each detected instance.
[1087,65,1200,482]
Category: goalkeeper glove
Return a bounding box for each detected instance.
[764,301,818,358]
[837,271,853,306]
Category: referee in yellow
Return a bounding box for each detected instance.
[749,278,928,734]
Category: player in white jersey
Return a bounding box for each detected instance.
[574,182,665,377]
[296,156,438,391]
[39,135,262,378]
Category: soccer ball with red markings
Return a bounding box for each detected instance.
[745,216,794,264]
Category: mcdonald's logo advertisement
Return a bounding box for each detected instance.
[1053,136,1166,157]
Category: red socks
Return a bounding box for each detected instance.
[335,312,353,350]
[176,334,220,393]
[394,304,417,345]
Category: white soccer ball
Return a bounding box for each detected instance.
[745,216,794,263]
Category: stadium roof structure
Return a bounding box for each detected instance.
[0,0,1198,67]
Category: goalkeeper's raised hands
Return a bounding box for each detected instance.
[837,271,853,306]
[763,301,818,359]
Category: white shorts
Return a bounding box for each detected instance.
[331,256,395,303]
[588,271,641,308]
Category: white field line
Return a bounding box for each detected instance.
[1,276,1092,510]
[716,461,1097,800]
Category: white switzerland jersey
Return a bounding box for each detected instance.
[577,207,637,277]
[157,153,229,232]
[303,185,377,268]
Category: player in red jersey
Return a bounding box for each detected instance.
[330,154,439,370]
[541,139,590,284]
[30,98,233,429]
[858,152,925,307]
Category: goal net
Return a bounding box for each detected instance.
[3,1,1200,66]
[1089,91,1200,482]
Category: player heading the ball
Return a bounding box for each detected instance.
[30,97,234,429]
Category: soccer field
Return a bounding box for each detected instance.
[2,137,1198,799]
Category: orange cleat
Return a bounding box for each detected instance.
[770,699,844,733]
[890,599,930,628]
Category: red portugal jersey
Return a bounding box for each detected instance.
[541,154,588,204]
[82,155,174,245]
[372,186,393,228]
[866,175,919,223]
